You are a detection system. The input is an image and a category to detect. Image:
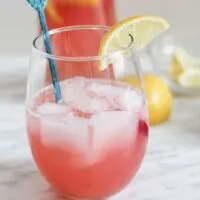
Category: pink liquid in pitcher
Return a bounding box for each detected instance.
[27,77,148,199]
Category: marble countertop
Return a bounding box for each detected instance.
[1,56,200,200]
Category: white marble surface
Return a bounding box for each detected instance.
[1,56,200,200]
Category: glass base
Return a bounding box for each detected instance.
[61,195,104,200]
[53,187,106,200]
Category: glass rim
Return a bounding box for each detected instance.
[32,25,134,62]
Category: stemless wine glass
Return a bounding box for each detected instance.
[26,25,149,200]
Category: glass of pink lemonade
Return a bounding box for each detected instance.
[26,25,148,199]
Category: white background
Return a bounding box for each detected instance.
[0,0,199,54]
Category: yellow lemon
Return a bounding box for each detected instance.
[122,74,173,126]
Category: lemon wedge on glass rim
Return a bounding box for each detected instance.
[99,15,170,71]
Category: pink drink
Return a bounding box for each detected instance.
[27,77,148,199]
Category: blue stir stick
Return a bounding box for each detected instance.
[27,0,62,102]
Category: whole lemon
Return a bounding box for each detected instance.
[121,74,173,126]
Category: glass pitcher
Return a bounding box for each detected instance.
[44,0,116,29]
[143,29,200,96]
[42,0,116,82]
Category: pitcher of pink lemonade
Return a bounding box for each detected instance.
[42,0,116,82]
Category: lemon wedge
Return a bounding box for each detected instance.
[178,68,200,87]
[170,55,184,81]
[170,47,200,82]
[175,47,199,68]
[99,15,170,71]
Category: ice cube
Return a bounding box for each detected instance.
[73,90,109,113]
[86,82,111,96]
[119,89,143,111]
[40,115,89,151]
[62,86,76,104]
[37,102,70,115]
[73,90,93,112]
[84,98,109,113]
[62,77,87,104]
[86,82,125,98]
[90,111,137,153]
[62,79,110,113]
